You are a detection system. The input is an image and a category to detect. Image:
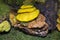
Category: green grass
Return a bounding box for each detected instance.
[0,0,60,40]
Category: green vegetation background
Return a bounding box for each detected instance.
[0,0,60,40]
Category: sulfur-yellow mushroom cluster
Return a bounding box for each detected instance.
[56,9,60,31]
[16,5,40,22]
[0,21,11,32]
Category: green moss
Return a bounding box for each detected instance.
[0,4,10,16]
[0,28,60,40]
[0,0,10,19]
